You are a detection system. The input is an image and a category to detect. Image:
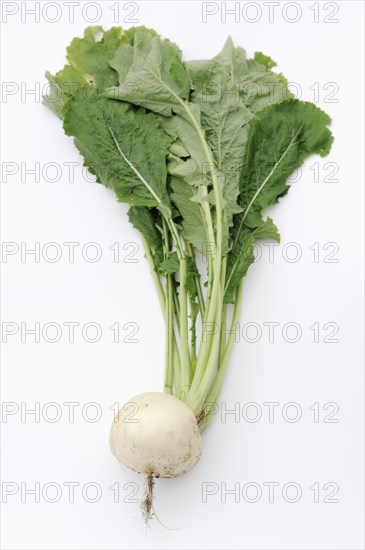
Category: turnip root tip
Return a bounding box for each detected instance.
[143,472,155,523]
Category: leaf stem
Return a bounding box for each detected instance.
[186,242,205,317]
[179,256,191,400]
[200,281,243,428]
[219,303,227,365]
[189,296,197,367]
[140,231,181,397]
[186,247,226,413]
[139,233,165,312]
[164,274,174,394]
[180,134,223,409]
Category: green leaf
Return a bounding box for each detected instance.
[63,26,126,90]
[107,30,190,116]
[224,229,254,304]
[160,252,180,275]
[224,218,279,303]
[185,256,199,298]
[253,51,277,69]
[253,217,280,241]
[240,56,292,113]
[43,71,64,117]
[169,177,207,254]
[43,26,158,115]
[224,100,333,302]
[128,206,164,268]
[185,37,293,229]
[186,39,249,226]
[106,30,215,254]
[63,89,173,211]
[238,100,333,229]
[161,108,211,187]
[43,27,127,114]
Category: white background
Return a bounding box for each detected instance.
[1,1,364,549]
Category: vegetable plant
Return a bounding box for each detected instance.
[44,26,333,521]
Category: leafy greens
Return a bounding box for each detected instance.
[44,26,333,427]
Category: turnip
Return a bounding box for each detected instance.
[110,392,201,519]
[44,25,333,522]
[110,392,201,477]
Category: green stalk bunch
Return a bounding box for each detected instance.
[44,26,333,428]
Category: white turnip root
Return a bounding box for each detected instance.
[110,392,201,476]
[110,392,202,520]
